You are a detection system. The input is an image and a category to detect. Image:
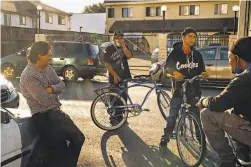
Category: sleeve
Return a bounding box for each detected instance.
[103,46,112,64]
[164,51,177,75]
[197,51,206,74]
[124,44,133,59]
[201,75,250,112]
[22,76,55,106]
[49,66,65,94]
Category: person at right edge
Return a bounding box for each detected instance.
[159,27,209,152]
[197,37,251,167]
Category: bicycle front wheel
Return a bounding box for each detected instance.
[90,92,128,131]
[157,90,171,120]
[176,111,206,167]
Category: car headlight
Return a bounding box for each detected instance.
[7,81,15,92]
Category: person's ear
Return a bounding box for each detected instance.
[37,55,41,61]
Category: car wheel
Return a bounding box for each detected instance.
[62,66,78,81]
[160,72,171,88]
[2,64,16,79]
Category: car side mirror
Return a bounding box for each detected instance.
[1,111,10,124]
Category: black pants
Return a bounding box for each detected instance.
[110,83,128,119]
[30,108,85,167]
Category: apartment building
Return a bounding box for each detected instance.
[104,0,239,52]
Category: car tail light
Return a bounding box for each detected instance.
[88,58,94,65]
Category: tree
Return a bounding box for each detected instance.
[83,3,105,13]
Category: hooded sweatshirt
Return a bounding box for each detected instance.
[164,42,206,98]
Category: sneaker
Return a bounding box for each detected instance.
[236,146,251,166]
[110,116,125,126]
[159,138,169,155]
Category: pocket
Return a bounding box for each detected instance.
[238,119,251,132]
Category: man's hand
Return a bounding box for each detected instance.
[45,87,53,94]
[173,71,185,80]
[201,72,209,78]
[114,75,121,84]
[118,38,126,48]
[196,103,203,111]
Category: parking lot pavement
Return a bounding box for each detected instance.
[12,77,223,167]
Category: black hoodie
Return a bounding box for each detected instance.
[164,42,206,98]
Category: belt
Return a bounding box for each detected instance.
[51,106,61,111]
[33,107,61,117]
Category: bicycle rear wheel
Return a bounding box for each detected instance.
[157,90,171,120]
[90,92,128,131]
[176,111,206,167]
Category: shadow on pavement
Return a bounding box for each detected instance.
[101,125,184,167]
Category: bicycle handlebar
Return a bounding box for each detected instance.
[166,74,207,84]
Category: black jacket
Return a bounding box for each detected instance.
[164,42,206,97]
[202,69,251,121]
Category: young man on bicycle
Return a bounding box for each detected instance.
[198,37,251,167]
[103,30,133,122]
[159,27,209,151]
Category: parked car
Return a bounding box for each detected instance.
[1,75,34,167]
[1,75,69,167]
[1,41,106,81]
[150,46,233,87]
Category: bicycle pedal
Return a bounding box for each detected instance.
[143,109,150,112]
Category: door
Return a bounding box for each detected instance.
[199,48,217,79]
[51,43,67,74]
[216,47,234,80]
[1,112,22,167]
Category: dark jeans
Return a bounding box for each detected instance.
[110,83,128,119]
[162,96,201,141]
[30,108,85,167]
[201,108,251,163]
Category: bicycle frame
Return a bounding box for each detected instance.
[107,79,163,111]
[178,76,202,140]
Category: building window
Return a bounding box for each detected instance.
[19,15,26,25]
[122,8,132,17]
[179,6,189,16]
[108,8,114,18]
[190,5,200,15]
[214,4,228,14]
[156,7,161,16]
[3,13,11,26]
[45,12,53,23]
[146,6,161,17]
[58,15,65,25]
[179,5,199,16]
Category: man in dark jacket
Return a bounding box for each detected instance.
[198,37,251,167]
[159,27,209,151]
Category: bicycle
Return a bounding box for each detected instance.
[90,75,171,131]
[166,74,207,167]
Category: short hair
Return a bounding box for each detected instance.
[229,37,251,62]
[113,30,124,37]
[28,41,51,63]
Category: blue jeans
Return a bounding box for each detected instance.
[162,96,200,140]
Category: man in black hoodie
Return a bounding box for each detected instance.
[198,37,251,167]
[159,27,209,151]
